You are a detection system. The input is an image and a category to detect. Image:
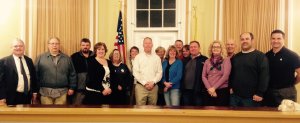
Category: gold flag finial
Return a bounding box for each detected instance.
[118,0,122,11]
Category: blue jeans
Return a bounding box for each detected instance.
[230,94,261,107]
[164,89,180,106]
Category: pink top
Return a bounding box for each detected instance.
[202,57,231,89]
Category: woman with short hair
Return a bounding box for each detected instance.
[161,45,183,106]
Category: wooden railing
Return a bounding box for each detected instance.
[0,105,300,123]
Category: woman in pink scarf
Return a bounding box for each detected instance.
[202,41,231,106]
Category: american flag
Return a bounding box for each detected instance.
[115,11,126,64]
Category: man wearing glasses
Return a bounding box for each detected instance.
[35,37,76,105]
[0,39,38,105]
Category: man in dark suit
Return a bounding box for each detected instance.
[0,39,38,105]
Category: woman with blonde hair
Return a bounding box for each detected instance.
[202,41,231,106]
[155,46,166,63]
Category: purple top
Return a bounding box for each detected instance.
[202,57,231,89]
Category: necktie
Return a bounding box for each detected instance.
[19,57,29,95]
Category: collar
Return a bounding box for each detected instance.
[191,53,201,59]
[13,54,24,59]
[46,52,61,57]
[273,46,286,54]
[142,51,153,56]
[242,48,255,53]
[79,50,93,57]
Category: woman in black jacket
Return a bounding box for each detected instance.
[83,42,116,105]
[109,49,132,105]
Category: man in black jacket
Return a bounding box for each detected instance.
[70,38,94,105]
[181,41,208,106]
[0,39,38,105]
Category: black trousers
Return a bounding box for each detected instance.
[112,90,129,105]
[181,89,203,106]
[83,91,112,105]
[7,92,31,105]
[203,87,230,106]
[156,82,165,106]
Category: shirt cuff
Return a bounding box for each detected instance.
[152,80,157,84]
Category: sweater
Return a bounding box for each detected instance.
[202,57,231,89]
[161,59,183,89]
[230,50,269,98]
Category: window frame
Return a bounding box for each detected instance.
[135,0,178,29]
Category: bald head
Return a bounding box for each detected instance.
[143,37,153,54]
[226,39,236,57]
[12,38,24,46]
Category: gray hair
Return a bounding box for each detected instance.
[12,38,25,47]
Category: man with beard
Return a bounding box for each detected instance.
[229,32,269,107]
[71,38,94,105]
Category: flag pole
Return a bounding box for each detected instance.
[119,0,127,64]
[117,0,127,64]
[118,0,122,11]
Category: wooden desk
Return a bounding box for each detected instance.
[0,105,300,123]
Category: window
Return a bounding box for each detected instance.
[136,0,176,28]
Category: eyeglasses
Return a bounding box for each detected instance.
[13,45,24,48]
[212,46,221,49]
[48,43,60,45]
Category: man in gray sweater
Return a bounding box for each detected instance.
[35,37,76,105]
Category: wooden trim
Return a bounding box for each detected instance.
[284,0,289,46]
[0,107,300,123]
[216,0,220,40]
[185,0,190,44]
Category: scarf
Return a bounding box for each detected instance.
[209,55,223,71]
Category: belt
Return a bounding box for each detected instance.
[16,92,28,95]
[137,81,156,86]
[86,87,101,93]
[16,91,30,95]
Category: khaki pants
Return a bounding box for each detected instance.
[41,93,67,105]
[135,84,158,105]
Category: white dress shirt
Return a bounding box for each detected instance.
[13,55,31,92]
[133,52,162,85]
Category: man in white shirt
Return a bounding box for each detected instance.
[133,37,163,105]
[0,39,38,105]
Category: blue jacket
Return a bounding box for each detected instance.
[161,59,183,89]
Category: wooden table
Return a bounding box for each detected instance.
[0,105,300,123]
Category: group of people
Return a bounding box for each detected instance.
[0,29,299,108]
